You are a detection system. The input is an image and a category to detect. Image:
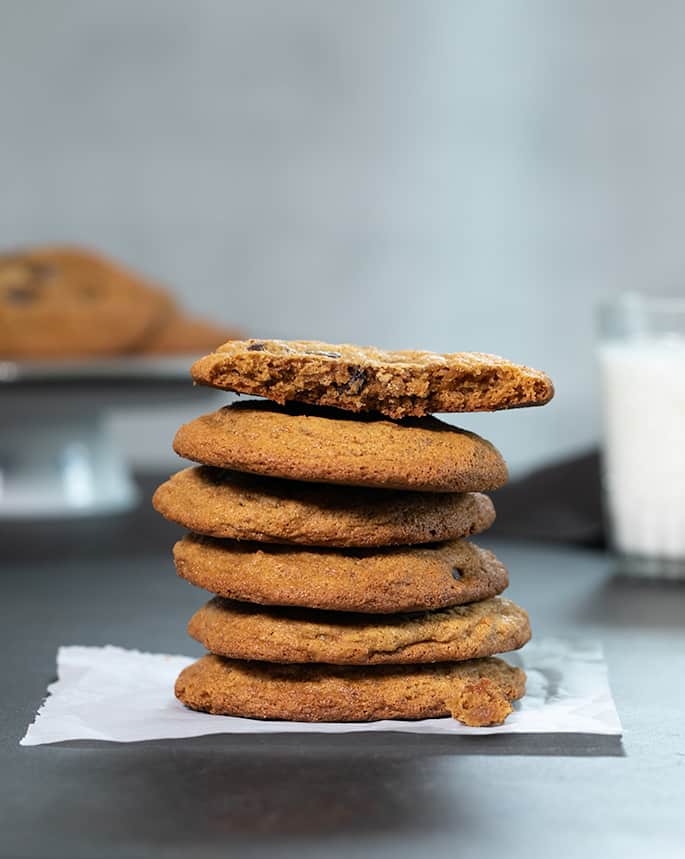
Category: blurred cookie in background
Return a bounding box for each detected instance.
[0,244,242,360]
[142,312,243,357]
[0,245,172,358]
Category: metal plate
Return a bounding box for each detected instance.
[0,355,195,384]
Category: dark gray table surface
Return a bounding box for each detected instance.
[1,476,684,859]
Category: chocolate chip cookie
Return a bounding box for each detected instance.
[153,466,496,547]
[191,339,554,418]
[188,596,531,664]
[175,654,526,725]
[0,245,173,358]
[173,401,508,492]
[174,534,508,613]
[142,312,243,356]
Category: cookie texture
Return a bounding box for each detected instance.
[175,654,526,725]
[191,338,554,418]
[173,401,508,493]
[153,466,496,547]
[0,245,173,358]
[188,596,530,665]
[174,535,508,613]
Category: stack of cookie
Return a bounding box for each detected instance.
[153,340,553,726]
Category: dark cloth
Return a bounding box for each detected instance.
[488,450,605,548]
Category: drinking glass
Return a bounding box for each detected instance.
[599,292,685,578]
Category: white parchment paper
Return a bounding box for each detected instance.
[20,637,622,745]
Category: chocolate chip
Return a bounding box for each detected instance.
[5,286,38,304]
[247,342,266,351]
[339,366,368,394]
[304,349,342,358]
[451,567,463,581]
[78,284,99,300]
[0,258,52,304]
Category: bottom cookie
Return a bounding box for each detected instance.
[175,654,526,726]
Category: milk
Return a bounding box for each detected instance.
[600,338,685,564]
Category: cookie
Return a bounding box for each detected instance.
[190,338,554,418]
[175,654,526,725]
[188,596,530,665]
[0,244,173,359]
[142,311,243,356]
[174,534,508,613]
[173,401,508,493]
[153,466,496,547]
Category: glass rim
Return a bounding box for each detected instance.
[599,290,685,314]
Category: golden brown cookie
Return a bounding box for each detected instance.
[191,338,554,418]
[153,466,496,547]
[0,244,173,359]
[175,654,526,725]
[142,311,243,356]
[173,401,508,493]
[188,596,530,665]
[174,535,508,613]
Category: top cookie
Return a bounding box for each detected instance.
[173,401,508,493]
[191,339,554,418]
[0,245,173,358]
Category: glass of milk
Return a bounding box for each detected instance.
[599,293,685,578]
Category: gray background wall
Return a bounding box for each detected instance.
[2,0,685,473]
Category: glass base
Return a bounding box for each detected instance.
[613,553,685,581]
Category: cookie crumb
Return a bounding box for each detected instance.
[446,678,513,726]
